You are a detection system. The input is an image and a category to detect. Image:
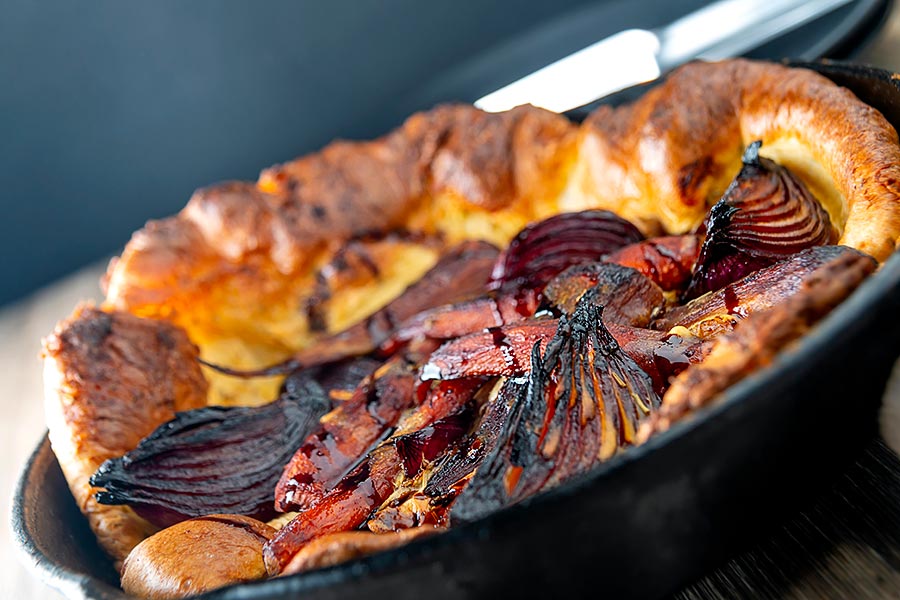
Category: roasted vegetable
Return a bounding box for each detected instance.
[280,527,444,575]
[264,379,484,574]
[654,246,870,339]
[423,317,704,389]
[488,210,644,292]
[684,141,836,299]
[542,262,665,325]
[274,352,422,513]
[121,515,275,598]
[605,234,702,292]
[90,380,329,528]
[451,301,660,523]
[641,245,876,439]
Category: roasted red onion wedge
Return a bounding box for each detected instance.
[655,246,876,338]
[451,301,660,523]
[684,141,837,299]
[488,210,644,292]
[542,262,665,326]
[89,379,330,528]
[422,379,524,503]
[605,235,702,292]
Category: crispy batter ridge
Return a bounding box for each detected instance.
[42,304,208,567]
[102,104,578,405]
[101,65,900,402]
[570,59,900,260]
[104,104,578,317]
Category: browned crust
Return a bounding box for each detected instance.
[578,59,900,260]
[103,104,578,321]
[103,61,900,338]
[42,304,208,566]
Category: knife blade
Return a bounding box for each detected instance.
[475,0,856,113]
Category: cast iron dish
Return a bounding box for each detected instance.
[12,61,900,600]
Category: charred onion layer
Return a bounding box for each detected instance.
[685,141,836,299]
[488,210,644,292]
[90,376,330,527]
[451,301,660,523]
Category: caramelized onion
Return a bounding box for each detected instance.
[451,301,659,523]
[488,210,644,293]
[90,376,330,528]
[685,141,836,299]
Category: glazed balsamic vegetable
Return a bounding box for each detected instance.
[685,141,836,299]
[655,245,867,339]
[91,376,330,528]
[452,301,660,523]
[488,209,645,292]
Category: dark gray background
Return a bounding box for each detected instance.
[0,0,879,305]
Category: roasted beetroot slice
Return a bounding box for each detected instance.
[90,377,330,528]
[451,300,659,523]
[684,141,836,299]
[488,210,644,293]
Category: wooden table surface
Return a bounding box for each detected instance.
[5,9,900,600]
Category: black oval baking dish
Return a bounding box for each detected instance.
[12,61,900,600]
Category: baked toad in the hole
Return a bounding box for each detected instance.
[41,59,900,597]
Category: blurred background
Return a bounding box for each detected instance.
[3,1,900,598]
